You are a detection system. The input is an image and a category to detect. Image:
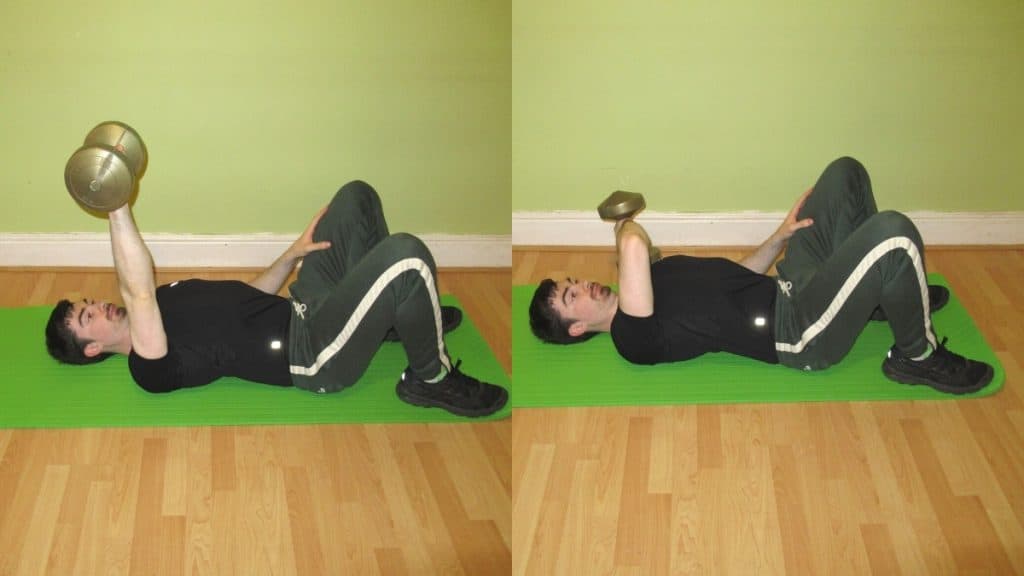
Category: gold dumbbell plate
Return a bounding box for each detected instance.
[597,190,646,220]
[64,145,135,212]
[84,121,147,177]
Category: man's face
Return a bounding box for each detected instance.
[549,278,618,332]
[66,299,129,355]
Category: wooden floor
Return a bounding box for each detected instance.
[0,267,510,576]
[513,247,1024,575]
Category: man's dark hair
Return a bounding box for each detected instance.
[528,278,599,345]
[45,300,113,365]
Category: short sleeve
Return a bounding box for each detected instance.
[128,346,219,393]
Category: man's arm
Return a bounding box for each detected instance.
[739,188,815,274]
[108,205,167,359]
[248,206,332,295]
[615,219,655,317]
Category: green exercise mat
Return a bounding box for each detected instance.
[0,296,509,428]
[513,274,1003,407]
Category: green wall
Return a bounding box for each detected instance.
[0,0,510,234]
[3,2,1021,236]
[512,1,1023,213]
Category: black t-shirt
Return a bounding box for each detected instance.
[128,279,293,392]
[610,255,779,365]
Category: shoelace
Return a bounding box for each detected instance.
[922,337,968,373]
[438,359,483,397]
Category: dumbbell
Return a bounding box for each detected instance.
[64,121,148,212]
[597,190,646,221]
[598,190,662,262]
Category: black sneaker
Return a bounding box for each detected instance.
[881,337,993,394]
[870,285,950,321]
[396,359,508,417]
[384,305,463,342]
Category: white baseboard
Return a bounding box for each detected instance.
[0,233,511,268]
[512,211,1024,246]
[3,210,1018,267]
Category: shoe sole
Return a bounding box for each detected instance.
[882,362,994,395]
[396,385,508,418]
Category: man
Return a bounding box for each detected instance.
[529,157,993,395]
[46,180,508,417]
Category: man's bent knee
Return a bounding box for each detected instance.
[333,180,381,210]
[385,232,435,265]
[871,210,920,240]
[824,156,866,177]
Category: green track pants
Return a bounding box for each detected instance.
[286,181,450,393]
[773,157,937,371]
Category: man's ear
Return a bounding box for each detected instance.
[568,320,587,338]
[83,341,103,358]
